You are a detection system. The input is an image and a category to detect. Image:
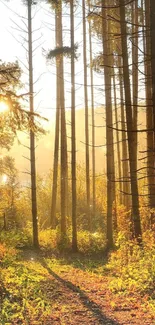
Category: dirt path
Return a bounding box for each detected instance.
[36,257,154,325]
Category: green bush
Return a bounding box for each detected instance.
[0,229,32,248]
[39,229,106,254]
[107,231,155,294]
[77,231,106,253]
[0,263,50,324]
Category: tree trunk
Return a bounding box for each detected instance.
[119,65,130,210]
[70,0,78,251]
[57,3,67,236]
[113,71,122,205]
[50,10,60,229]
[28,0,39,248]
[89,6,96,220]
[149,0,155,214]
[82,0,91,231]
[143,0,154,211]
[102,3,115,248]
[132,0,139,171]
[119,0,142,241]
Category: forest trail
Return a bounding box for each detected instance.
[19,250,154,325]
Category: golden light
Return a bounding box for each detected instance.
[2,174,8,184]
[0,101,8,113]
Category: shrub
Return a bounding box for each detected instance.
[0,264,50,324]
[0,229,32,248]
[39,229,106,254]
[107,231,155,294]
[77,231,106,253]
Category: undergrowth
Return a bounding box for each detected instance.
[0,242,50,324]
[107,231,155,314]
[39,228,106,254]
[0,229,155,322]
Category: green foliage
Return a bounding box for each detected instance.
[0,156,17,179]
[39,228,60,250]
[0,61,22,149]
[48,0,72,11]
[0,228,154,323]
[107,231,155,295]
[0,60,46,152]
[0,244,17,267]
[0,157,20,228]
[14,192,32,227]
[0,262,50,324]
[77,231,106,254]
[12,165,106,231]
[46,44,79,62]
[0,231,51,324]
[0,230,32,249]
[0,60,21,92]
[39,228,106,254]
[91,53,104,73]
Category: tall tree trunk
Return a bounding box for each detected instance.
[89,6,96,219]
[102,3,115,247]
[119,0,142,241]
[148,0,155,216]
[28,0,39,248]
[70,0,77,251]
[132,0,139,171]
[57,3,67,236]
[119,65,130,209]
[150,0,155,225]
[113,71,122,205]
[82,0,91,231]
[50,10,60,228]
[143,0,154,212]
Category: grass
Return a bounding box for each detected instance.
[0,229,155,324]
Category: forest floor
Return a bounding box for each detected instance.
[7,248,154,325]
[0,233,155,325]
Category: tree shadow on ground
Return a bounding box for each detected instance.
[40,258,120,325]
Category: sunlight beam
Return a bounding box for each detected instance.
[0,101,9,113]
[2,174,8,184]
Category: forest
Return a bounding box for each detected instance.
[0,0,155,324]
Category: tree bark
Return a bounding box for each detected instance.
[57,3,67,236]
[102,3,115,248]
[50,10,60,229]
[119,64,130,210]
[149,0,155,215]
[143,0,154,211]
[132,0,139,171]
[28,0,39,248]
[113,71,122,205]
[89,6,96,220]
[70,0,78,251]
[82,0,91,231]
[119,0,142,241]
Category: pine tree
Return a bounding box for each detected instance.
[119,0,142,241]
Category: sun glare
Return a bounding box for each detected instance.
[2,174,8,184]
[0,101,8,113]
